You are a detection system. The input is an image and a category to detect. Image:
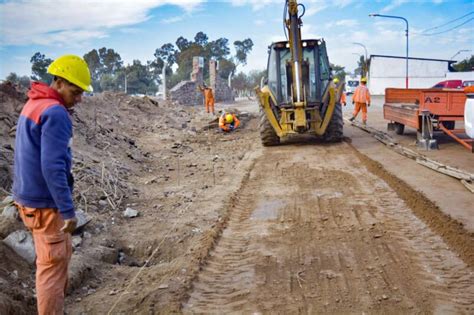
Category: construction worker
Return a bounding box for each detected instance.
[219,112,240,132]
[13,55,92,315]
[333,78,347,106]
[349,77,371,124]
[199,84,215,115]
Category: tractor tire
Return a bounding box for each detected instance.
[259,108,280,146]
[323,102,343,142]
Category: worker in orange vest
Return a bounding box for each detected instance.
[349,77,371,124]
[199,84,215,115]
[333,78,347,106]
[219,112,240,132]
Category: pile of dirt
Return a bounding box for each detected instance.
[0,82,26,190]
[0,82,258,313]
[0,84,200,313]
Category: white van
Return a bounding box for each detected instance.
[344,75,360,94]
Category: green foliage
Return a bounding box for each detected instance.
[453,55,474,72]
[30,52,53,83]
[234,39,254,66]
[83,47,124,92]
[157,31,253,89]
[6,72,31,89]
[125,60,158,95]
[353,56,367,77]
[231,69,265,93]
[330,63,346,82]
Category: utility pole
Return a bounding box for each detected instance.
[162,61,167,100]
[352,42,368,77]
[369,13,409,88]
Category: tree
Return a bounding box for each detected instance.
[330,63,346,82]
[453,55,474,71]
[6,72,31,89]
[218,59,236,81]
[176,36,190,51]
[83,49,102,92]
[30,52,53,83]
[354,56,367,77]
[153,43,177,75]
[194,31,208,46]
[83,47,123,92]
[125,60,158,95]
[99,47,123,75]
[207,38,230,60]
[234,38,254,67]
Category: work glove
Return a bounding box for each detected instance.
[368,103,371,107]
[61,217,78,234]
[343,102,347,106]
[352,101,354,105]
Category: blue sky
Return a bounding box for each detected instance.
[0,0,473,80]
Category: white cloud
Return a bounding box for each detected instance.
[230,0,279,11]
[231,0,355,13]
[0,0,205,46]
[380,0,410,13]
[161,15,185,24]
[326,19,359,28]
[255,20,265,26]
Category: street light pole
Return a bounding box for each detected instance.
[450,49,471,60]
[352,52,365,76]
[352,42,368,76]
[369,13,409,88]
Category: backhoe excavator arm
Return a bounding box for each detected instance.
[286,0,304,104]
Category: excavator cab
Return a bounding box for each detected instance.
[256,0,344,146]
[267,40,331,107]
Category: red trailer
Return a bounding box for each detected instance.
[383,88,472,152]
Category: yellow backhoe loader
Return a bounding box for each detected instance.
[256,0,344,146]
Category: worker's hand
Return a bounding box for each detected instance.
[61,217,78,234]
[368,103,371,107]
[352,101,354,105]
[343,102,347,106]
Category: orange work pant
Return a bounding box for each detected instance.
[17,205,72,315]
[353,102,368,122]
[205,97,215,114]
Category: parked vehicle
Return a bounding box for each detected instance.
[344,76,360,94]
[465,86,474,139]
[431,80,462,89]
[462,80,474,88]
[383,88,472,151]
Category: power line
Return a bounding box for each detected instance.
[421,11,473,33]
[419,17,473,36]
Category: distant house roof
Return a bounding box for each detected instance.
[369,54,455,64]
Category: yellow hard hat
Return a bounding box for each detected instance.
[361,77,367,83]
[333,78,339,84]
[225,113,234,124]
[47,55,93,92]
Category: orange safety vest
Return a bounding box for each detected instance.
[219,113,240,131]
[353,85,371,104]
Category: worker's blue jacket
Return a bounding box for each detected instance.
[13,82,75,219]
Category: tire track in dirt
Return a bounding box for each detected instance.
[183,142,473,314]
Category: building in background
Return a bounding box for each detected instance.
[367,55,456,95]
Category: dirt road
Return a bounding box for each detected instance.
[182,142,473,314]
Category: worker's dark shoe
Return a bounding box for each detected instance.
[349,116,355,122]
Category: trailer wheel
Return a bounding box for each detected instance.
[259,108,280,146]
[323,102,344,142]
[395,122,405,135]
